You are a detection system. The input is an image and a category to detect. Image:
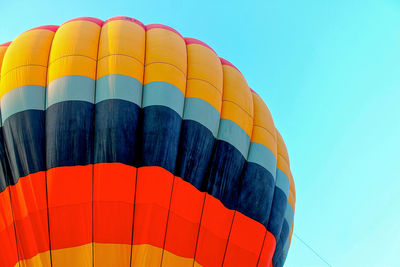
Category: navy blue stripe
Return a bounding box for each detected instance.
[277,241,290,267]
[2,110,45,183]
[141,105,182,173]
[0,126,12,192]
[206,139,246,210]
[46,101,94,169]
[175,120,216,190]
[272,219,289,267]
[267,187,288,238]
[94,99,140,166]
[237,162,275,227]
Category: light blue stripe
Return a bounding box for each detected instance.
[183,97,220,137]
[284,202,294,229]
[1,85,45,122]
[248,142,277,180]
[96,74,142,105]
[276,169,290,198]
[217,118,251,158]
[46,75,95,108]
[142,82,184,116]
[282,239,290,262]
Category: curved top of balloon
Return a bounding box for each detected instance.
[0,16,295,267]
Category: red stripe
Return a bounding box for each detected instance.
[132,166,173,247]
[146,24,183,38]
[24,25,59,33]
[6,164,276,267]
[0,41,11,47]
[195,195,234,267]
[63,17,103,26]
[104,16,145,29]
[184,37,217,55]
[47,165,92,249]
[257,231,276,267]
[250,87,258,94]
[220,57,242,74]
[93,163,136,244]
[163,177,205,258]
[223,212,266,266]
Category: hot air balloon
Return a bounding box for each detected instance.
[0,16,295,267]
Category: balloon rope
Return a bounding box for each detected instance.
[293,233,332,267]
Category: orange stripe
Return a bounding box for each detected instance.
[0,188,18,267]
[10,172,50,263]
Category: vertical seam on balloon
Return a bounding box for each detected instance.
[129,167,139,267]
[192,44,225,267]
[160,29,188,267]
[7,186,21,267]
[44,28,57,267]
[160,174,176,266]
[273,223,287,266]
[274,201,291,265]
[2,133,20,266]
[220,76,255,267]
[256,230,268,267]
[0,44,21,267]
[224,90,259,266]
[92,23,102,267]
[251,93,277,266]
[192,193,207,267]
[2,134,21,267]
[44,172,53,267]
[130,25,147,267]
[221,210,237,266]
[269,133,288,266]
[221,157,253,267]
[266,129,279,257]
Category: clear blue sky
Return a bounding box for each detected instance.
[2,1,400,266]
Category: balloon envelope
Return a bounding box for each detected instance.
[0,16,295,267]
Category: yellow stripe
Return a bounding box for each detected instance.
[14,251,51,267]
[161,249,197,266]
[132,244,203,267]
[14,243,204,267]
[144,28,187,94]
[289,192,295,211]
[288,224,294,246]
[131,243,162,266]
[51,243,92,267]
[251,92,277,158]
[0,45,8,70]
[221,65,253,137]
[276,130,291,178]
[97,20,145,81]
[186,43,223,112]
[94,243,131,267]
[48,20,101,83]
[288,171,296,211]
[0,29,55,98]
